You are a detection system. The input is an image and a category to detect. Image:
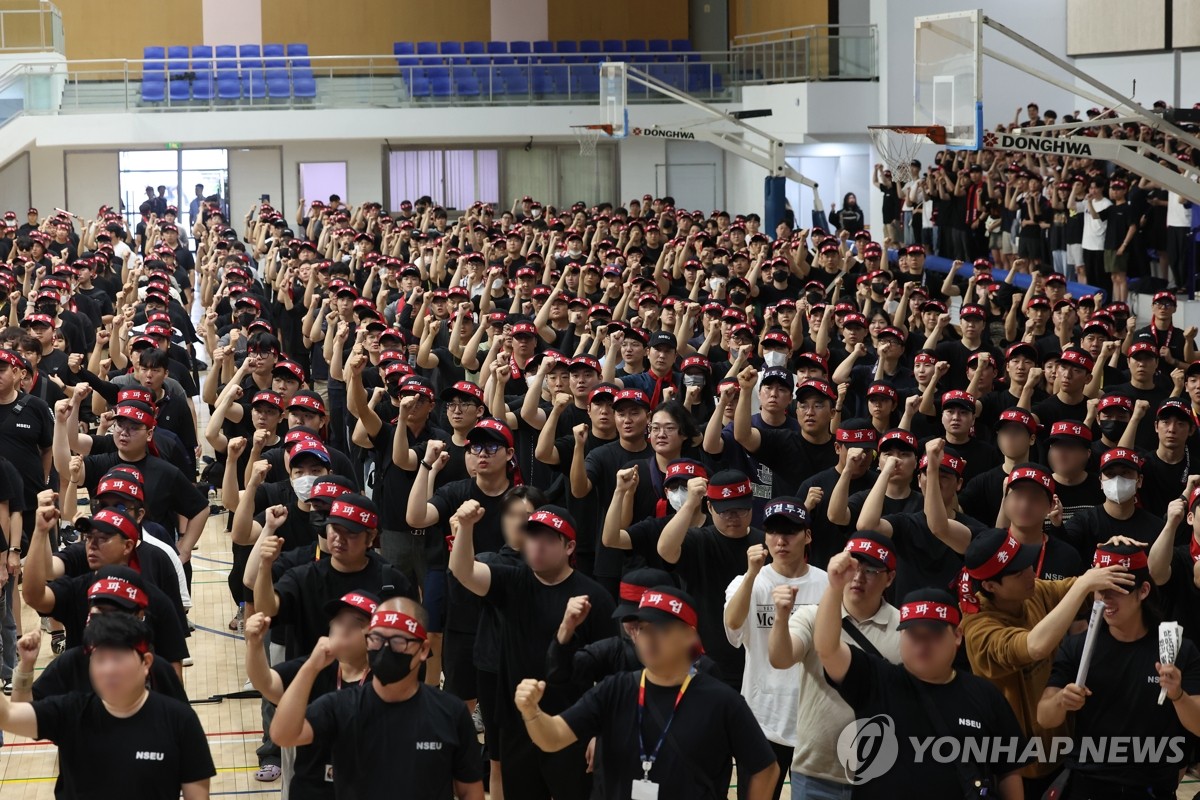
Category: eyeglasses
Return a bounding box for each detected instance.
[648,424,679,435]
[110,419,148,433]
[365,633,421,653]
[467,443,503,456]
[715,507,751,518]
[90,500,141,517]
[854,563,888,576]
[82,532,119,546]
[445,401,479,412]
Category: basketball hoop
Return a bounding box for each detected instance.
[571,124,613,157]
[868,125,947,182]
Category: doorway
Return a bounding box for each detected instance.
[118,149,229,235]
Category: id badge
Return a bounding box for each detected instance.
[631,779,660,800]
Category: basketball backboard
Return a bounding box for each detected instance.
[914,10,983,148]
[600,61,628,138]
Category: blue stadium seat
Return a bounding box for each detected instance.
[670,39,691,51]
[648,39,669,55]
[409,75,430,99]
[557,40,583,64]
[581,40,602,55]
[510,40,532,61]
[217,74,241,100]
[263,44,286,68]
[144,46,165,61]
[292,67,316,100]
[192,71,215,101]
[626,39,651,63]
[486,41,509,61]
[215,45,237,69]
[430,73,452,99]
[266,69,291,98]
[687,65,719,93]
[286,43,308,57]
[441,41,464,65]
[498,66,528,96]
[191,45,213,63]
[141,75,165,103]
[394,42,414,55]
[167,45,188,73]
[394,42,418,71]
[417,41,439,57]
[573,68,600,95]
[453,69,480,98]
[531,66,556,95]
[144,55,165,74]
[533,40,554,56]
[602,39,623,54]
[649,63,686,90]
[168,75,190,103]
[239,44,261,60]
[424,65,450,82]
[244,70,267,100]
[463,41,485,56]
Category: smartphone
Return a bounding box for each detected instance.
[260,194,270,203]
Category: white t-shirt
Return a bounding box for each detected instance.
[787,602,902,782]
[1081,196,1110,251]
[723,564,828,746]
[1167,189,1193,228]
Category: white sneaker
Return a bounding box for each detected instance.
[182,657,194,667]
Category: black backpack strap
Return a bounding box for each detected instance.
[841,616,884,659]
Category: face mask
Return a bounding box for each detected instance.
[667,486,689,512]
[1101,475,1137,504]
[772,270,789,282]
[526,374,539,389]
[237,312,256,328]
[1098,420,1127,441]
[309,511,328,535]
[369,646,416,685]
[763,351,787,368]
[530,208,542,219]
[291,475,319,502]
[490,278,505,290]
[568,247,582,257]
[708,277,725,292]
[729,291,748,305]
[871,282,888,295]
[683,374,706,388]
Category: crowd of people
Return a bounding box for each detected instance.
[0,147,1195,800]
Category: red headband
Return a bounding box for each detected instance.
[638,590,698,627]
[528,509,577,541]
[899,601,961,627]
[370,611,427,641]
[619,581,650,602]
[87,577,149,609]
[1092,549,1148,570]
[966,534,1023,580]
[706,479,751,501]
[844,537,896,571]
[836,428,878,445]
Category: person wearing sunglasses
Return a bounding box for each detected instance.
[272,597,484,800]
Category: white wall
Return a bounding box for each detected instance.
[0,152,30,215]
[228,147,283,222]
[1071,50,1200,109]
[63,151,119,220]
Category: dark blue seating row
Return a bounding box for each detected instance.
[401,64,722,99]
[395,39,699,66]
[141,44,315,103]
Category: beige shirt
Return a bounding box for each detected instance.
[788,601,902,783]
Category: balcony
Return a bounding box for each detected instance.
[730,24,877,85]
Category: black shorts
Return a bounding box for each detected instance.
[442,629,478,700]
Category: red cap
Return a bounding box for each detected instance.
[613,388,651,409]
[879,429,918,453]
[528,508,577,541]
[636,590,698,627]
[941,390,976,410]
[251,390,284,411]
[867,383,898,402]
[844,536,897,570]
[1007,465,1056,494]
[288,392,327,416]
[997,408,1037,433]
[1127,342,1159,359]
[1097,394,1133,413]
[1048,420,1093,443]
[87,577,149,611]
[113,403,156,428]
[899,600,961,627]
[95,475,144,503]
[467,418,514,448]
[919,452,966,476]
[1099,447,1142,472]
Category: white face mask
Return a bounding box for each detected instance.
[1101,475,1137,504]
[683,374,706,388]
[526,374,539,389]
[291,475,319,502]
[763,351,787,368]
[568,246,582,257]
[491,278,505,290]
[666,486,689,512]
[530,208,542,219]
[708,277,725,292]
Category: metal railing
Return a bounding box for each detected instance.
[0,2,63,54]
[0,52,738,116]
[730,24,876,84]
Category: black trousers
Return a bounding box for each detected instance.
[500,725,591,800]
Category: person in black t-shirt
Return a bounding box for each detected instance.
[11,567,188,705]
[272,597,484,800]
[657,470,765,689]
[817,565,1027,799]
[245,591,377,800]
[1039,543,1200,797]
[0,613,215,800]
[518,585,778,800]
[1058,448,1166,566]
[451,500,615,800]
[22,498,190,670]
[254,493,415,659]
[1149,494,1200,643]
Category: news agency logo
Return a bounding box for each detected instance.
[836,715,1188,785]
[836,715,898,785]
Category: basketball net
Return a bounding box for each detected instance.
[571,124,613,157]
[868,125,947,183]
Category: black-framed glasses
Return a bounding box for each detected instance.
[445,401,479,412]
[82,532,119,546]
[365,633,420,653]
[467,443,503,456]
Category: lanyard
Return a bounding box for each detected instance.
[335,665,368,690]
[1036,534,1047,578]
[637,666,695,781]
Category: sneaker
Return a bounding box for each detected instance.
[187,617,195,632]
[471,704,485,734]
[243,679,254,691]
[182,656,194,667]
[40,616,51,633]
[2,681,12,696]
[229,607,244,631]
[50,631,66,655]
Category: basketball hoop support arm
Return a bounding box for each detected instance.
[621,63,822,228]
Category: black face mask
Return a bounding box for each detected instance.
[1098,420,1127,441]
[806,291,824,305]
[729,291,747,305]
[370,646,415,685]
[871,282,888,295]
[309,511,328,536]
[772,270,789,283]
[237,312,256,329]
[386,382,403,399]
